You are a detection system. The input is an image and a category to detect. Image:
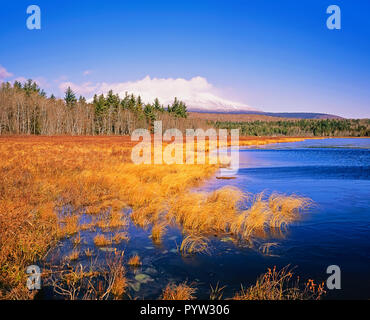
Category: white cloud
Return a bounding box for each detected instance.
[83,70,92,76]
[0,65,13,81]
[59,81,99,96]
[59,76,257,112]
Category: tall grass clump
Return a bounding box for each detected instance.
[230,192,312,240]
[168,186,246,234]
[232,266,325,300]
[160,282,197,300]
[151,222,167,244]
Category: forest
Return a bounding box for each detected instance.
[0,80,196,135]
[214,119,370,137]
[0,79,369,137]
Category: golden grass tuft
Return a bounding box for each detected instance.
[59,215,80,237]
[230,192,311,240]
[151,222,167,244]
[112,232,129,244]
[179,234,210,256]
[161,281,197,300]
[67,249,80,261]
[168,186,246,234]
[127,254,142,267]
[93,234,112,247]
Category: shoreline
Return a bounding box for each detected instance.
[0,135,365,299]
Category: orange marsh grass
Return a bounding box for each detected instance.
[0,135,312,299]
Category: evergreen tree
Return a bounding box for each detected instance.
[78,95,86,104]
[153,98,164,112]
[13,81,22,90]
[64,86,77,107]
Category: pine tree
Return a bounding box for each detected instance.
[153,98,164,112]
[78,95,86,104]
[64,86,77,107]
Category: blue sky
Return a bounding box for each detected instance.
[0,0,369,117]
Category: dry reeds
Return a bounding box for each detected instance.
[109,260,127,299]
[67,250,80,261]
[232,266,325,300]
[161,281,197,300]
[84,248,93,257]
[179,234,210,256]
[112,232,129,244]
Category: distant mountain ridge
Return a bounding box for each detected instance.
[189,110,343,120]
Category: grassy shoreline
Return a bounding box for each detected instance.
[0,135,325,299]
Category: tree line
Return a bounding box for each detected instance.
[1,79,368,137]
[0,80,190,135]
[214,118,370,137]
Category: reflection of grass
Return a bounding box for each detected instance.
[0,135,311,299]
[161,281,197,300]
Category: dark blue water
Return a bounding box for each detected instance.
[199,138,370,299]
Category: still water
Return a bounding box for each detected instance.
[49,138,370,299]
[203,138,370,299]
